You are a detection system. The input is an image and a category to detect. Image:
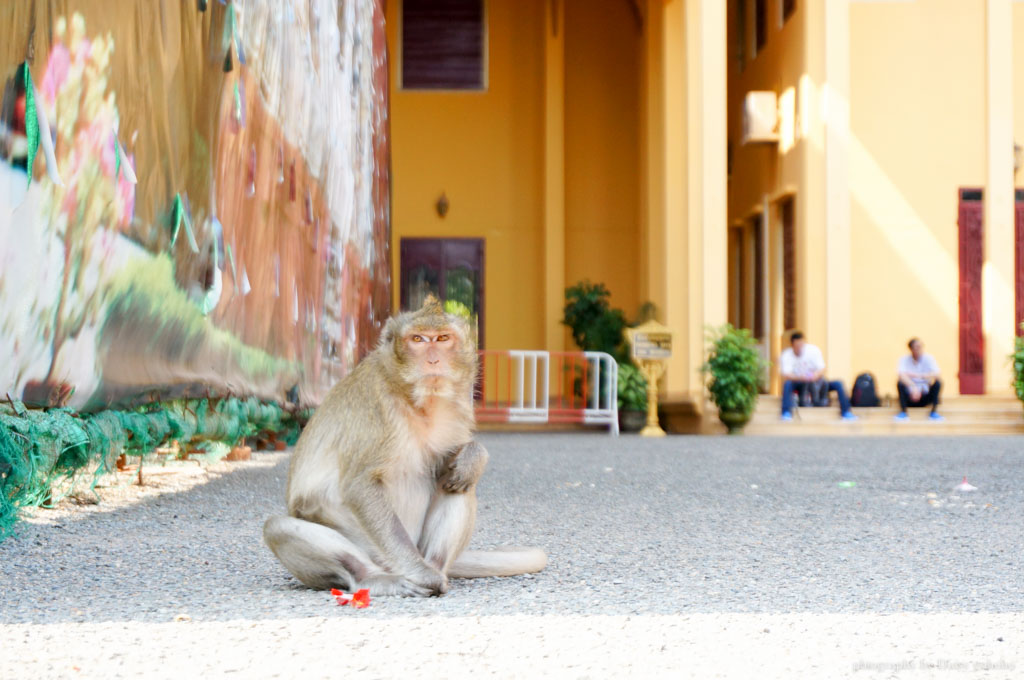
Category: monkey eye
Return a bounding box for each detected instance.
[411,335,425,343]
[436,334,451,342]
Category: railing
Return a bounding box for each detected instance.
[475,350,619,435]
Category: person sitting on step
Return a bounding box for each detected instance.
[895,338,944,422]
[779,331,857,422]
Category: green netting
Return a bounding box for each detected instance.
[0,396,309,541]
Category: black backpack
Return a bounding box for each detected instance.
[851,372,880,407]
[798,379,831,407]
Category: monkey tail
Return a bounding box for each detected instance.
[448,547,547,579]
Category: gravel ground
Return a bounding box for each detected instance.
[1,433,1022,678]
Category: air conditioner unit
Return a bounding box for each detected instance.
[742,91,779,144]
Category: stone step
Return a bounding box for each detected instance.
[753,396,1022,414]
[753,406,1024,421]
[737,395,1024,436]
[742,420,1024,436]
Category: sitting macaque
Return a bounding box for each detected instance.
[264,297,547,596]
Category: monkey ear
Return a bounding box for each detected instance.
[380,317,399,345]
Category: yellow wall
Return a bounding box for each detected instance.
[1016,4,1024,186]
[386,0,1017,406]
[727,0,997,397]
[386,0,546,350]
[564,0,643,317]
[387,0,646,352]
[726,0,808,389]
[849,0,987,396]
[727,1,806,226]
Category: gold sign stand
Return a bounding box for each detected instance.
[625,320,673,438]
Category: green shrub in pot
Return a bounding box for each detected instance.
[617,363,648,432]
[701,324,767,434]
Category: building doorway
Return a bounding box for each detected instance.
[399,238,485,348]
[958,188,984,394]
[780,196,796,333]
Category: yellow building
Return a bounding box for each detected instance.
[386,0,1023,429]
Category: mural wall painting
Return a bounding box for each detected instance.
[0,1,392,411]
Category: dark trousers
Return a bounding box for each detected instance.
[897,379,941,413]
[781,380,852,416]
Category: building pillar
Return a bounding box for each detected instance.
[684,0,728,402]
[824,0,851,383]
[984,0,1014,395]
[655,0,690,397]
[543,0,567,352]
[804,0,851,382]
[640,0,667,329]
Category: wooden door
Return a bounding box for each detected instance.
[728,227,743,328]
[781,196,796,332]
[399,238,485,348]
[753,214,765,339]
[958,188,984,394]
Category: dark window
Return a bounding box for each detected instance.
[755,0,768,53]
[402,0,485,90]
[735,0,746,70]
[782,0,796,23]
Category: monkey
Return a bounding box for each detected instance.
[263,296,547,596]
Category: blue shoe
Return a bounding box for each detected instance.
[841,412,858,422]
[780,412,793,422]
[929,412,945,422]
[894,412,909,422]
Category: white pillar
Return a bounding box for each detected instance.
[984,0,1014,395]
[824,0,851,383]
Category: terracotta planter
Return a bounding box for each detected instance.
[226,445,252,462]
[618,409,647,433]
[718,409,752,435]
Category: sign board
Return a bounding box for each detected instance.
[632,332,672,359]
[627,320,673,360]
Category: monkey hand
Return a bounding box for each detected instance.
[439,441,489,494]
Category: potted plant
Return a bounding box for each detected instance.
[1012,329,1024,409]
[617,363,648,432]
[562,281,628,361]
[562,282,654,428]
[702,324,767,434]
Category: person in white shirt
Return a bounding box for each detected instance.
[895,338,943,421]
[779,331,856,421]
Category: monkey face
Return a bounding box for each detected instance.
[379,297,478,403]
[405,330,458,378]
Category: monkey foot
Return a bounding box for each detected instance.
[358,574,442,597]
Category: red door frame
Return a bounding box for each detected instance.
[958,188,984,394]
[1015,188,1024,336]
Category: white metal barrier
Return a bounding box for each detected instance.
[476,350,619,435]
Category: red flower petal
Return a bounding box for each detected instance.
[351,589,371,608]
[329,589,343,596]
